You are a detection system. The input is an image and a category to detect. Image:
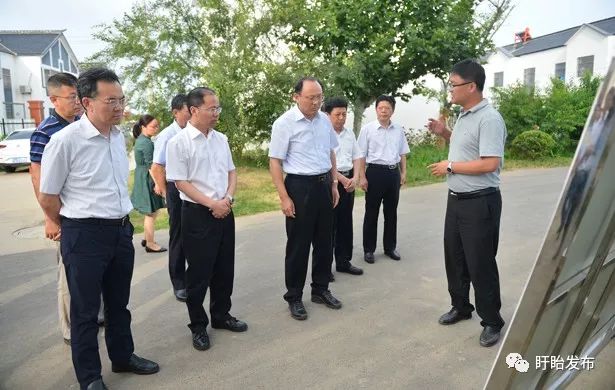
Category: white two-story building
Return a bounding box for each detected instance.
[0,30,80,127]
[483,16,615,94]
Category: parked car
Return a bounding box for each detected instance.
[0,128,35,172]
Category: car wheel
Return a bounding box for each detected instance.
[3,166,16,173]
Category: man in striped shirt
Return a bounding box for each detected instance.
[29,72,82,344]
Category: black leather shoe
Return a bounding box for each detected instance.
[364,252,375,264]
[86,379,108,390]
[329,272,335,282]
[438,308,472,325]
[192,330,211,351]
[145,245,167,253]
[63,338,71,345]
[211,316,248,332]
[384,249,401,260]
[480,326,501,347]
[311,290,342,309]
[111,353,159,375]
[289,301,308,320]
[140,239,146,247]
[174,289,187,302]
[336,264,363,275]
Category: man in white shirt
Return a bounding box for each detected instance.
[151,93,191,302]
[166,87,247,352]
[323,97,364,279]
[269,77,342,321]
[358,95,410,264]
[39,68,159,390]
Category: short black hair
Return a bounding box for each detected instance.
[77,68,120,101]
[171,93,188,111]
[375,95,396,110]
[47,72,77,92]
[294,77,324,94]
[323,97,348,113]
[187,87,216,110]
[451,59,486,92]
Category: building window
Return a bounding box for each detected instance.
[42,50,52,66]
[524,68,535,87]
[555,62,566,80]
[3,68,14,119]
[577,55,594,77]
[41,68,59,89]
[494,72,504,87]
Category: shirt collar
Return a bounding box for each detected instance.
[376,121,396,131]
[81,114,120,139]
[186,121,215,140]
[291,105,321,123]
[50,111,72,126]
[460,99,489,116]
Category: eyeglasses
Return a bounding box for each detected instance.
[301,94,324,103]
[53,94,79,101]
[93,97,126,108]
[196,106,222,114]
[447,81,473,91]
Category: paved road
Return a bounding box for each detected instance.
[0,167,613,389]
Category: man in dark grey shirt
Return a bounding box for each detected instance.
[427,59,507,348]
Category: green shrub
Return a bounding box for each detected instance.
[510,130,556,159]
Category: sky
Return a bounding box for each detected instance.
[1,0,615,61]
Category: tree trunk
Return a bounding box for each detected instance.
[352,101,368,137]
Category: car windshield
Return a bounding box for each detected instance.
[5,130,34,140]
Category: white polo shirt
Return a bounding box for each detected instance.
[334,127,363,172]
[40,114,132,219]
[268,105,338,175]
[357,120,410,165]
[166,122,235,203]
[153,120,182,166]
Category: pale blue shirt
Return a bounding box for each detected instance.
[268,105,338,175]
[153,120,182,166]
[334,127,363,172]
[40,114,132,218]
[357,120,410,165]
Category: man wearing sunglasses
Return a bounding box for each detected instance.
[427,59,507,348]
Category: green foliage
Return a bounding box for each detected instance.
[491,74,602,151]
[510,130,556,159]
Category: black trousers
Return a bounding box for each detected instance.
[166,181,186,290]
[283,174,333,302]
[363,165,400,253]
[181,202,235,333]
[444,190,505,329]
[333,169,355,267]
[60,218,135,389]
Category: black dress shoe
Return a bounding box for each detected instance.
[211,316,248,332]
[86,379,108,390]
[336,264,363,275]
[480,326,501,347]
[111,353,159,375]
[438,308,472,325]
[174,289,187,302]
[289,301,308,320]
[311,290,342,309]
[384,249,401,260]
[140,239,146,247]
[63,338,71,345]
[192,330,211,351]
[329,272,335,282]
[145,245,167,253]
[364,252,375,264]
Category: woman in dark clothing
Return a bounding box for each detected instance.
[131,114,167,253]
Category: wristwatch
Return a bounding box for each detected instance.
[446,161,454,174]
[226,195,235,204]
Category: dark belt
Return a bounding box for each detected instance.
[367,163,399,170]
[286,172,331,182]
[449,187,498,200]
[183,201,207,209]
[338,169,353,178]
[62,215,130,226]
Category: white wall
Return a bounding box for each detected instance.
[13,56,48,120]
[565,27,610,80]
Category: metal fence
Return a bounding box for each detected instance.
[0,118,37,137]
